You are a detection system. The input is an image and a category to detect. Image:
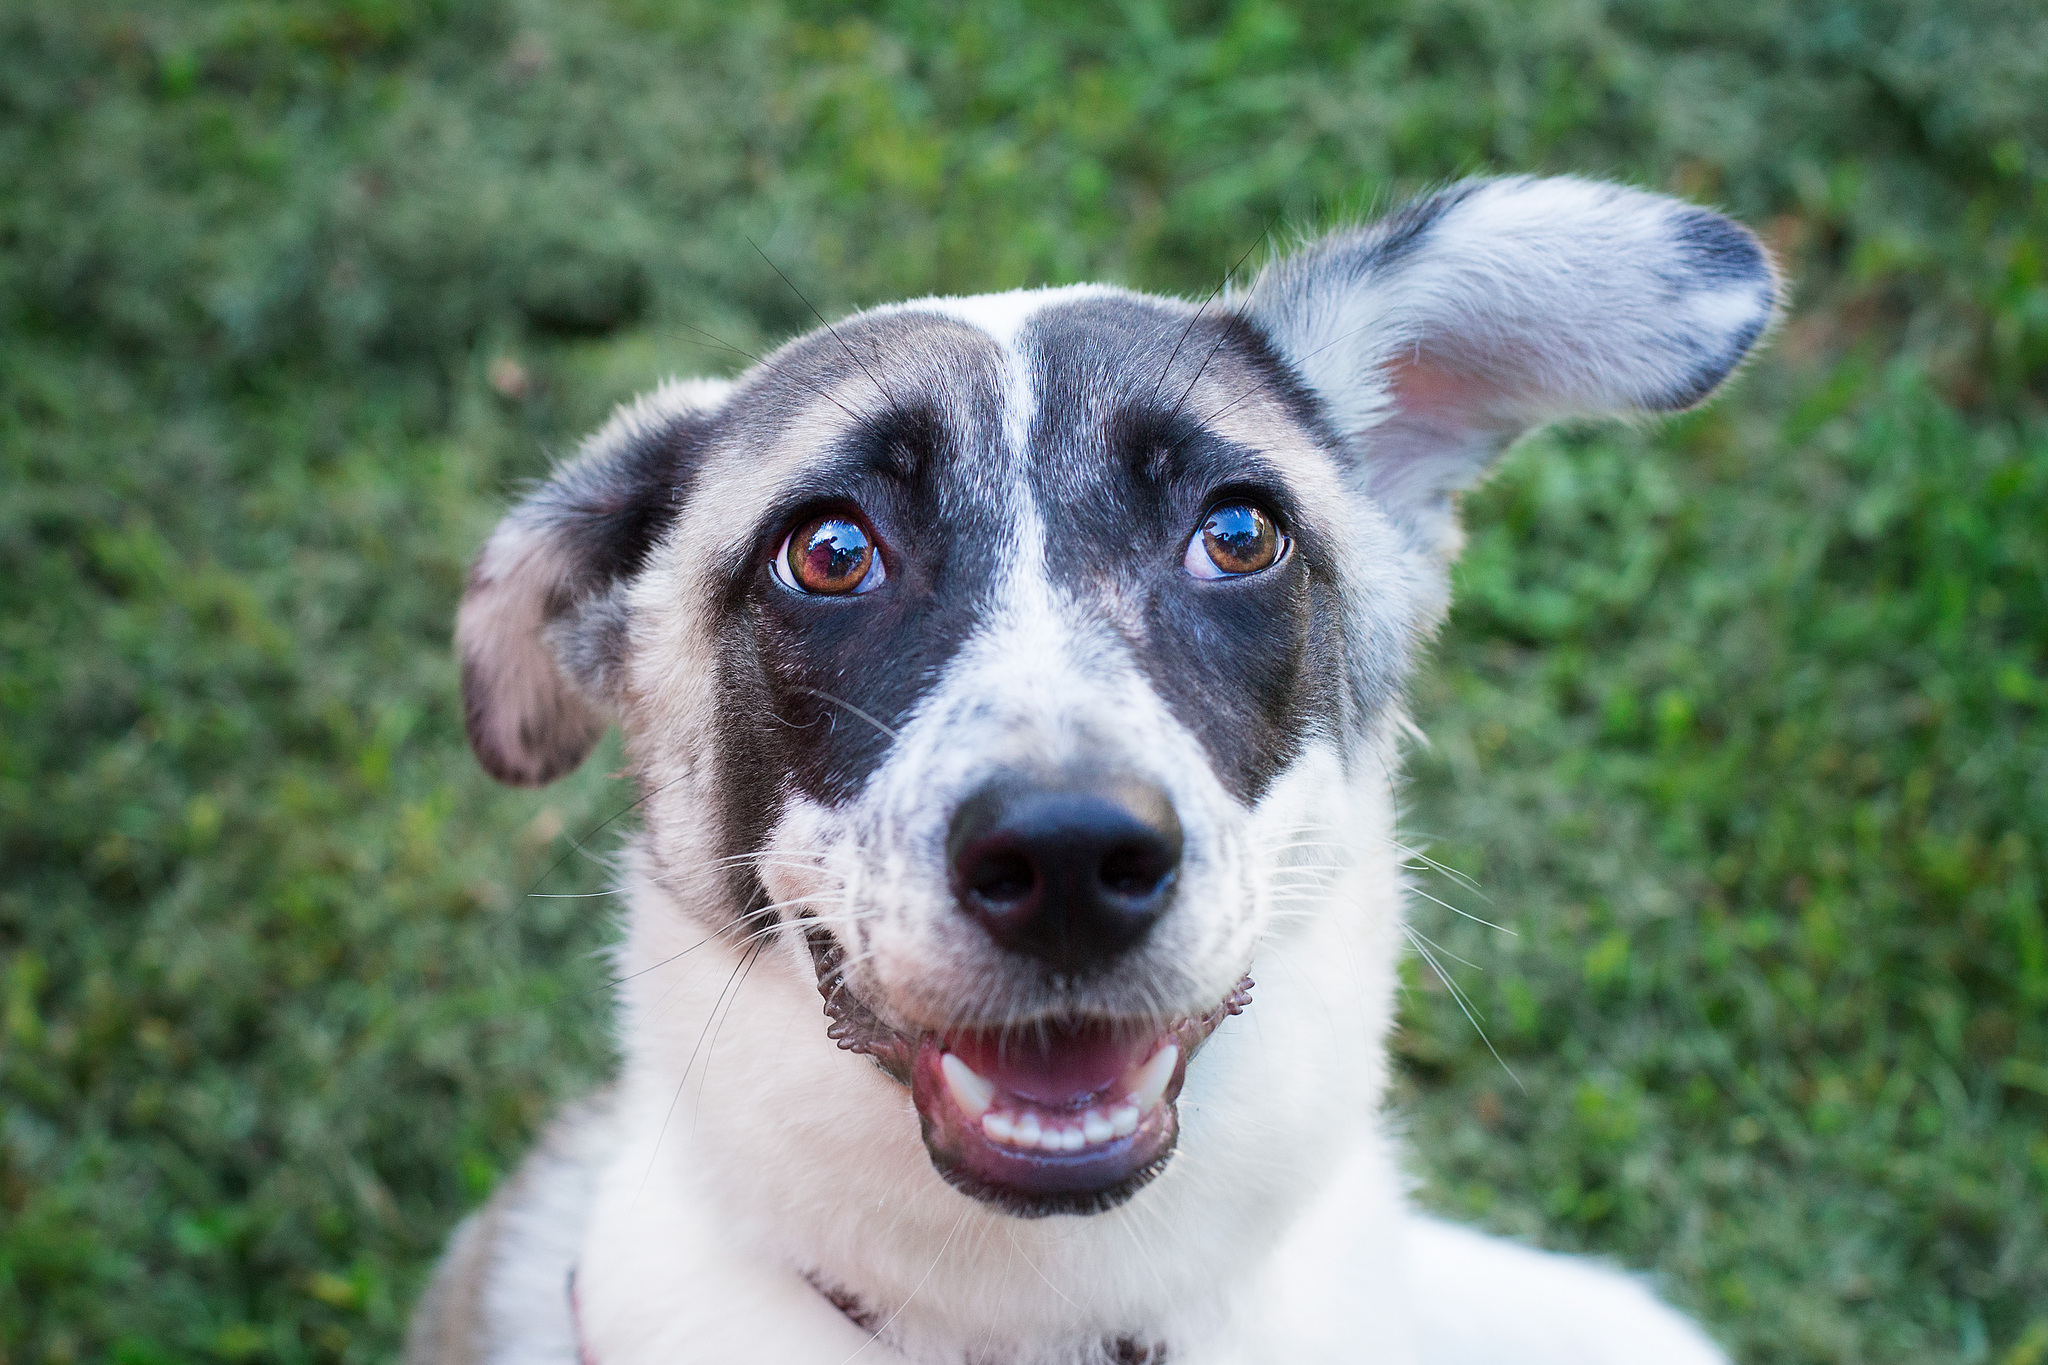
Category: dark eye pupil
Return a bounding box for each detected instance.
[1203,503,1277,574]
[792,517,873,593]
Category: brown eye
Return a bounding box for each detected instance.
[775,512,885,596]
[1184,501,1284,579]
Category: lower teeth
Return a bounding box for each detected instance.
[981,1102,1142,1150]
[941,1042,1177,1153]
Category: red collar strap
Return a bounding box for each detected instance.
[567,1265,1166,1363]
[566,1268,598,1365]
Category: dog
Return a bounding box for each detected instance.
[405,175,1777,1365]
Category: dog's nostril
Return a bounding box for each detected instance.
[966,848,1037,905]
[1099,841,1174,899]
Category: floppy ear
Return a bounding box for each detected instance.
[1246,175,1780,557]
[456,379,729,786]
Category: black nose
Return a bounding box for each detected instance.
[947,777,1183,972]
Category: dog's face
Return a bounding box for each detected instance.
[458,177,1776,1218]
[634,294,1396,1216]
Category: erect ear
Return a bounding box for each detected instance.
[1246,175,1780,557]
[456,378,729,786]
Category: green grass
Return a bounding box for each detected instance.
[2,1,2044,1361]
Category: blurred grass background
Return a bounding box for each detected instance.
[2,0,2045,1360]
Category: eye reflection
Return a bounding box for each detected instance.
[1184,501,1284,579]
[776,512,886,595]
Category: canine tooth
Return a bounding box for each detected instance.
[1082,1110,1114,1144]
[1127,1043,1179,1110]
[982,1111,1016,1142]
[1109,1104,1140,1137]
[940,1053,994,1119]
[1059,1126,1086,1152]
[1014,1113,1042,1147]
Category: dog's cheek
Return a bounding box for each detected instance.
[1134,567,1351,808]
[757,797,856,930]
[817,782,948,1008]
[689,615,815,912]
[1232,743,1360,942]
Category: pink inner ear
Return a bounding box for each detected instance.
[1349,352,1530,529]
[1380,352,1503,429]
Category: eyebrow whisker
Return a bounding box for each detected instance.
[1162,312,1397,466]
[1146,225,1267,404]
[1161,224,1272,429]
[748,235,900,413]
[662,321,869,428]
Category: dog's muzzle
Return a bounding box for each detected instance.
[810,772,1250,1217]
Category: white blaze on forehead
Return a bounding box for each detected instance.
[899,288,1077,724]
[887,289,1121,778]
[884,282,1124,351]
[886,284,1136,481]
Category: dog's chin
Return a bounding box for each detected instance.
[807,928,1251,1217]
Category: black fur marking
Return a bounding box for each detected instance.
[1672,206,1770,287]
[704,315,1012,909]
[1281,177,1478,295]
[1020,295,1353,803]
[549,404,719,589]
[1655,208,1776,410]
[461,401,722,786]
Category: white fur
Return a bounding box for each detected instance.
[429,177,1777,1365]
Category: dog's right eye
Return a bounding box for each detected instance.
[1183,500,1286,579]
[774,511,886,596]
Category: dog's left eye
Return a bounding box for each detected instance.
[1183,501,1287,579]
[774,511,887,596]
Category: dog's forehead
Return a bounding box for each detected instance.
[715,305,1009,491]
[931,287,1329,471]
[704,284,1332,501]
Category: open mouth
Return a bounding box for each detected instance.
[808,928,1250,1216]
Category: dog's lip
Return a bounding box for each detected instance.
[805,926,1251,1214]
[806,921,1249,1087]
[908,987,1248,1215]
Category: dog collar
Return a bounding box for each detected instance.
[567,1265,1167,1363]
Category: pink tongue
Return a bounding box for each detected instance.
[944,1021,1161,1107]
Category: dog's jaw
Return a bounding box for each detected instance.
[809,919,1254,1215]
[582,772,1405,1365]
[909,988,1253,1218]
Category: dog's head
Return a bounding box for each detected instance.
[458,177,1776,1218]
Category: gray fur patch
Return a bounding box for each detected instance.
[1242,174,1780,558]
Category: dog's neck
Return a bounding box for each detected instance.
[805,1275,1169,1365]
[570,1263,1171,1365]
